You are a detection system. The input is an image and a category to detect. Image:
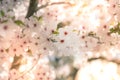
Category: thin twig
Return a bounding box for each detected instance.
[26,1,72,18]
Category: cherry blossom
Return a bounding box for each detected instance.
[0,0,120,80]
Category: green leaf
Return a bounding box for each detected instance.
[38,16,43,22]
[109,22,120,34]
[51,39,57,42]
[33,15,43,23]
[88,31,100,40]
[88,31,96,36]
[14,20,25,26]
[110,27,118,33]
[57,22,65,30]
[52,30,59,35]
[0,10,5,17]
[48,38,57,42]
[57,21,70,30]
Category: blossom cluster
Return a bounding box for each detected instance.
[0,0,120,80]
